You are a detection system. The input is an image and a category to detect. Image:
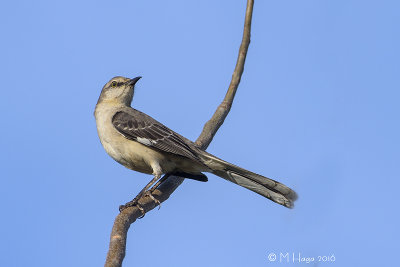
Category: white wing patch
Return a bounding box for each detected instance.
[136,137,157,146]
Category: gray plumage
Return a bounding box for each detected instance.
[112,110,202,162]
[95,76,298,208]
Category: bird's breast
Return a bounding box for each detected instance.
[95,105,154,174]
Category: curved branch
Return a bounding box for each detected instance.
[195,0,253,149]
[105,1,254,266]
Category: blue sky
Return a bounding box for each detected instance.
[1,0,399,266]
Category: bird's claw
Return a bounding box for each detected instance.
[146,191,161,210]
[137,204,146,218]
[119,198,146,218]
[119,191,160,217]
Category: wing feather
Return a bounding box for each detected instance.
[112,110,200,162]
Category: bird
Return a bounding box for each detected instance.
[94,76,297,210]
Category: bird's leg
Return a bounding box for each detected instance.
[145,173,172,210]
[150,173,171,192]
[119,174,161,213]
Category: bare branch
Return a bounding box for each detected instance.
[105,1,254,266]
[195,0,253,149]
[105,178,184,267]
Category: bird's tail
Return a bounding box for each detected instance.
[200,152,298,208]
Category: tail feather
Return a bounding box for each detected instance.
[201,153,298,208]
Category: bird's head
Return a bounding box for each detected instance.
[97,76,141,106]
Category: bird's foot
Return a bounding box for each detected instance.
[118,190,161,216]
[119,197,146,218]
[146,191,161,210]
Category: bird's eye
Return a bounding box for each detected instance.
[111,81,118,88]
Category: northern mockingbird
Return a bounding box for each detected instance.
[95,76,297,209]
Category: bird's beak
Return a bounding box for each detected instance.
[128,76,142,86]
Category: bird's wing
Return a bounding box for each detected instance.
[112,110,200,162]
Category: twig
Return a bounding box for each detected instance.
[195,0,253,149]
[105,1,254,266]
